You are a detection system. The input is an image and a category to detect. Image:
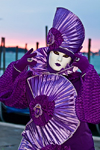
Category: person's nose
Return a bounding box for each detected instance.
[57,55,62,62]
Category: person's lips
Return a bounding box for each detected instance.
[55,63,61,66]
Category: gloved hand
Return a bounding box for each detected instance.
[14,48,37,71]
[72,53,89,73]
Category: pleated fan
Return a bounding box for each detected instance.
[22,73,80,149]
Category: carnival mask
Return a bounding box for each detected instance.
[49,51,72,71]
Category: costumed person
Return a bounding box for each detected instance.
[0,7,100,150]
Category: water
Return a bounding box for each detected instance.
[0,52,24,76]
[0,52,100,76]
[90,55,100,74]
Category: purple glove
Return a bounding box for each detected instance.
[14,48,37,71]
[72,53,89,73]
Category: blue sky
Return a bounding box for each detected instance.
[0,0,100,52]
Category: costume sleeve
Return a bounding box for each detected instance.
[0,61,29,109]
[75,64,100,124]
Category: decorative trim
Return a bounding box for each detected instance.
[13,65,21,73]
[82,73,86,78]
[59,46,74,54]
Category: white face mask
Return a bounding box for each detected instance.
[49,51,72,71]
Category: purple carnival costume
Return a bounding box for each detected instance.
[0,7,100,150]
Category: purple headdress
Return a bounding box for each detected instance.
[47,7,85,58]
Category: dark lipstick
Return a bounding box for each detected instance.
[55,63,61,66]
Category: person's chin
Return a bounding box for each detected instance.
[52,66,61,71]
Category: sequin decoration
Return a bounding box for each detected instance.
[33,103,43,118]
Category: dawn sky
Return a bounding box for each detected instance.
[0,0,100,52]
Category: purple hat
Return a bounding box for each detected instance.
[47,7,85,58]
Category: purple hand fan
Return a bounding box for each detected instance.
[22,74,80,150]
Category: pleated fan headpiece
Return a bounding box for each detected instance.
[47,7,85,58]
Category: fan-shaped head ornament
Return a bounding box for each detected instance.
[47,7,85,59]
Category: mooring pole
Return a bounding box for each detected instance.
[88,38,91,63]
[0,44,2,70]
[45,26,48,47]
[1,37,5,72]
[25,43,27,53]
[36,42,39,50]
[16,46,18,61]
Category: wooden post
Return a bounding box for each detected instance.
[0,46,2,70]
[1,37,5,72]
[25,43,27,53]
[88,38,91,62]
[3,46,5,72]
[16,46,18,61]
[45,26,48,47]
[36,42,39,50]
